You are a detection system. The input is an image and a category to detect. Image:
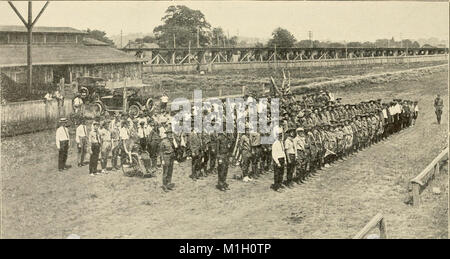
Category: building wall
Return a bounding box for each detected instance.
[1,62,142,85]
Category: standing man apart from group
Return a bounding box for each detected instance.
[434,94,444,125]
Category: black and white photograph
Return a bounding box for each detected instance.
[0,0,448,241]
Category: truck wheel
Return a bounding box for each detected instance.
[145,98,154,112]
[128,104,140,118]
[93,102,103,116]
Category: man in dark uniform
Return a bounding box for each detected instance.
[208,125,218,175]
[148,120,161,171]
[240,126,252,182]
[216,123,232,191]
[201,131,211,177]
[189,129,202,180]
[249,130,262,179]
[159,128,175,192]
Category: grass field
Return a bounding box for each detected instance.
[1,65,448,239]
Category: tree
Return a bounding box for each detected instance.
[228,36,239,46]
[411,41,420,48]
[347,42,363,48]
[86,29,115,46]
[212,27,225,46]
[327,42,345,48]
[267,27,296,48]
[153,5,211,48]
[254,42,264,48]
[295,40,313,48]
[142,35,157,43]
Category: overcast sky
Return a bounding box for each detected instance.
[1,1,448,42]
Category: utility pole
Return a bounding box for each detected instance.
[8,1,49,93]
[188,40,191,63]
[173,34,176,48]
[308,30,313,48]
[197,27,200,48]
[120,30,123,48]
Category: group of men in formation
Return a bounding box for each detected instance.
[55,87,426,193]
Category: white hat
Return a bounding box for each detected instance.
[272,126,283,135]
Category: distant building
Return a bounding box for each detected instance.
[0,25,143,100]
[123,41,159,60]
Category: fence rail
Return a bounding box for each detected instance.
[353,213,388,239]
[410,147,448,207]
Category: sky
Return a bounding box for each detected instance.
[0,1,448,43]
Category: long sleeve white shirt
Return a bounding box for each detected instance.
[56,126,70,149]
[75,124,88,143]
[272,139,286,162]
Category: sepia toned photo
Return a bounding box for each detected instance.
[0,0,448,241]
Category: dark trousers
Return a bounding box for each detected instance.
[296,159,307,181]
[436,110,442,124]
[191,154,202,178]
[286,154,296,184]
[58,140,69,170]
[162,155,174,187]
[77,138,87,165]
[241,151,252,177]
[273,158,285,190]
[261,148,272,171]
[251,146,261,176]
[89,143,100,174]
[208,146,217,172]
[217,154,229,187]
[202,150,209,172]
[111,143,120,168]
[149,140,160,167]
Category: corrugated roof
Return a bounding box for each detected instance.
[0,25,86,34]
[0,45,142,67]
[83,37,110,46]
[124,42,159,49]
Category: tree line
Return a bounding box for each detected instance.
[86,5,436,49]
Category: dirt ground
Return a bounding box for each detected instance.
[1,67,448,239]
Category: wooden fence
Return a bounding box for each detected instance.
[1,99,73,137]
[410,147,448,207]
[353,213,388,239]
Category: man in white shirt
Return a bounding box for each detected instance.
[44,91,53,102]
[271,126,286,192]
[75,117,88,167]
[160,92,169,111]
[73,93,84,114]
[56,118,71,172]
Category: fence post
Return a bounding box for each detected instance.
[412,183,420,207]
[379,218,387,239]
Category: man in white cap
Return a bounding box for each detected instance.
[56,117,71,172]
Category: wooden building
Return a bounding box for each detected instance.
[0,25,143,102]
